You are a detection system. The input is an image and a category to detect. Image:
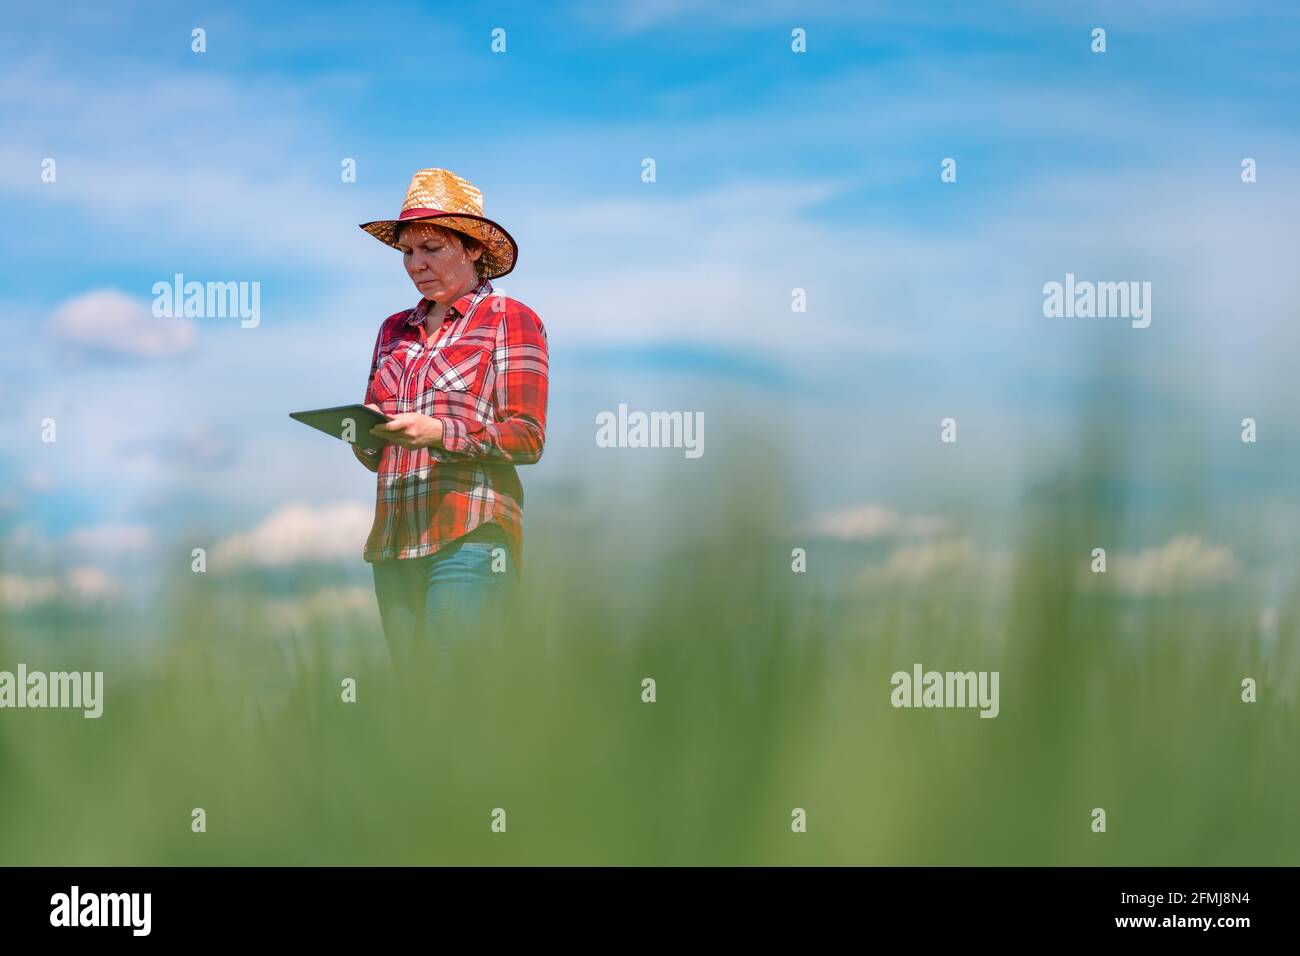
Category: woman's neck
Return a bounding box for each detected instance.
[425,275,480,327]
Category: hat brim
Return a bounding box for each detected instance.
[359,211,518,280]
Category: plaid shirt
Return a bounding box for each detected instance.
[354,277,548,566]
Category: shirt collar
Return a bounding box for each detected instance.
[407,277,494,328]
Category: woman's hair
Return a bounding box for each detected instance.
[395,221,488,279]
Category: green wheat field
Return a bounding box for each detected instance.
[1,417,1297,866]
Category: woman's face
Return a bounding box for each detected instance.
[395,223,483,302]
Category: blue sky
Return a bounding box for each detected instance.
[2,1,1298,607]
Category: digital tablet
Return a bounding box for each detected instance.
[289,404,396,444]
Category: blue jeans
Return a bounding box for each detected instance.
[371,521,516,684]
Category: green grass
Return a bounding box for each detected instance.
[1,449,1297,866]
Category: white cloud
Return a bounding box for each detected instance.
[1108,535,1240,596]
[212,501,373,569]
[0,572,59,609]
[852,538,1013,590]
[261,585,379,635]
[854,533,1242,595]
[66,565,120,601]
[1,521,154,572]
[0,565,120,609]
[48,288,196,359]
[856,538,985,586]
[801,503,950,541]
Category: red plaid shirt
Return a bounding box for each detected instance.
[353,278,548,566]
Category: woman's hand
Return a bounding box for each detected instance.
[369,408,444,450]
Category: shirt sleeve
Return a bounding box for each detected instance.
[352,323,384,473]
[432,303,548,464]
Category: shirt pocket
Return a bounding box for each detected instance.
[417,343,492,419]
[425,343,490,393]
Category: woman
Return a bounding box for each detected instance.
[352,168,548,679]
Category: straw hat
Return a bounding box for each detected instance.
[359,168,518,279]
